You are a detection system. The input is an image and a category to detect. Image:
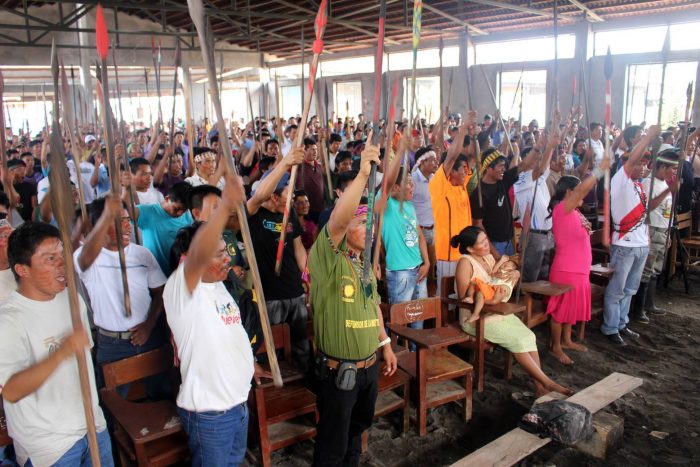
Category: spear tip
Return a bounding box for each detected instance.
[95,4,109,60]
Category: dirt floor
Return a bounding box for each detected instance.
[267,273,700,467]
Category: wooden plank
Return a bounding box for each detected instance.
[567,372,643,414]
[451,428,550,467]
[451,372,643,467]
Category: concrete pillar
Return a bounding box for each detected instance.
[77,4,95,127]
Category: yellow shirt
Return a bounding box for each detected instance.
[429,165,472,261]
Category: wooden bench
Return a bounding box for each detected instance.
[100,346,189,467]
[450,372,643,466]
[249,323,317,467]
[388,298,473,436]
[519,281,572,328]
[440,276,525,393]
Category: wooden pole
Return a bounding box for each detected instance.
[187,0,283,387]
[59,63,90,231]
[364,0,387,284]
[49,39,101,467]
[275,0,329,276]
[96,5,132,318]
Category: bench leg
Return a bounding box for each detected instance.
[361,430,368,453]
[463,372,473,421]
[402,382,410,434]
[417,350,428,437]
[504,352,513,380]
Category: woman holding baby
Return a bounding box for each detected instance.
[452,226,572,397]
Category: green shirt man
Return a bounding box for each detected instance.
[308,226,380,361]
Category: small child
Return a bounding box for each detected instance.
[460,256,517,325]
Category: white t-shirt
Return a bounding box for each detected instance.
[0,290,107,467]
[184,173,225,190]
[75,244,167,332]
[0,268,17,305]
[611,166,649,247]
[67,160,96,203]
[513,168,553,231]
[590,139,605,167]
[642,177,672,229]
[37,177,50,205]
[136,187,165,205]
[163,264,254,412]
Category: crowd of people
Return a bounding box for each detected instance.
[0,101,698,466]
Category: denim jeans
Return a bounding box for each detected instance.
[492,240,515,256]
[602,244,649,335]
[96,323,169,399]
[176,403,248,467]
[26,429,113,467]
[386,266,427,331]
[520,231,554,282]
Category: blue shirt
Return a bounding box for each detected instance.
[137,203,193,275]
[95,164,111,197]
[379,194,422,271]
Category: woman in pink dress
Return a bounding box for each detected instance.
[546,156,609,364]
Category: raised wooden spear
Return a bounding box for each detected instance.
[108,43,141,245]
[49,39,101,467]
[372,79,399,274]
[144,68,153,128]
[646,27,672,217]
[0,71,7,170]
[314,73,333,205]
[59,62,90,230]
[151,35,163,130]
[168,42,182,170]
[363,0,387,285]
[187,0,283,387]
[602,47,613,246]
[95,4,132,317]
[181,66,197,167]
[275,0,329,276]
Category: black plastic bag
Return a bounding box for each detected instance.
[519,400,594,445]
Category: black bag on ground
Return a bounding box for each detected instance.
[519,400,594,445]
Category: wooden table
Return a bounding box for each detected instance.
[520,280,572,296]
[519,281,573,328]
[590,263,614,278]
[387,323,472,350]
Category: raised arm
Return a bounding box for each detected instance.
[77,195,121,271]
[624,125,660,172]
[562,154,610,213]
[443,111,476,176]
[184,174,245,293]
[246,147,303,215]
[328,136,380,246]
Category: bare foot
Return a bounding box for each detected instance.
[535,384,549,398]
[467,313,481,323]
[562,341,588,352]
[463,296,474,304]
[548,382,574,397]
[550,349,574,365]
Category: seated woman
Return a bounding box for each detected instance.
[452,226,572,397]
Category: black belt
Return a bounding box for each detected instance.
[321,352,377,369]
[530,229,551,235]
